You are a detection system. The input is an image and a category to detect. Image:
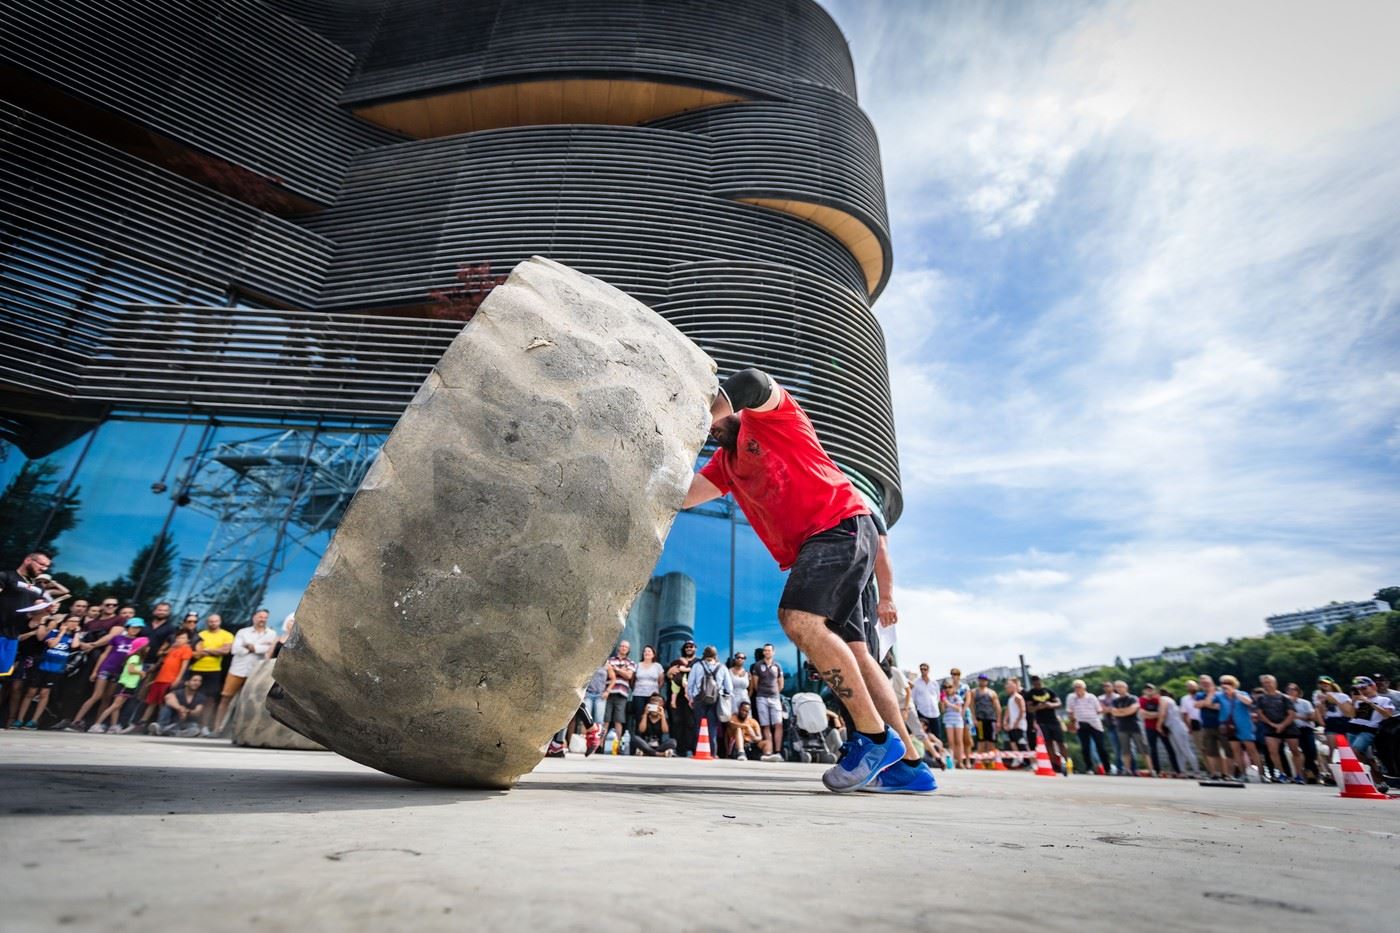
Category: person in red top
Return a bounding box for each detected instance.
[137,630,194,727]
[683,369,934,794]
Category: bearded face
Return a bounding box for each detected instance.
[710,414,741,453]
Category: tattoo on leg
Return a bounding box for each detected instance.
[819,668,854,700]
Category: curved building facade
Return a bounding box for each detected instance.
[0,0,898,666]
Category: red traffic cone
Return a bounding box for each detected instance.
[1335,735,1392,800]
[693,718,715,760]
[1033,736,1057,777]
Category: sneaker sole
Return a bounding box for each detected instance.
[822,737,907,794]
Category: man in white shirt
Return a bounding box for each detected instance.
[1001,677,1029,767]
[912,663,941,742]
[214,609,278,732]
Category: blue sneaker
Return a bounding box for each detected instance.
[821,727,905,793]
[860,759,938,794]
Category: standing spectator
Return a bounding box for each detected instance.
[1314,675,1351,756]
[66,599,89,624]
[214,610,278,732]
[633,694,677,757]
[1109,681,1149,775]
[71,617,146,731]
[189,614,233,734]
[0,552,53,687]
[1066,680,1108,773]
[1158,688,1200,777]
[630,645,665,731]
[1256,675,1304,784]
[750,644,784,761]
[1217,675,1261,781]
[1180,679,1204,763]
[1026,675,1068,773]
[970,675,1001,766]
[138,630,194,727]
[151,674,205,737]
[726,652,749,726]
[92,637,149,733]
[667,641,698,756]
[1374,673,1400,707]
[912,663,941,744]
[603,640,636,745]
[271,614,295,659]
[84,598,122,638]
[1193,675,1228,779]
[686,645,732,758]
[1097,681,1122,773]
[142,603,177,657]
[7,611,55,725]
[943,669,971,768]
[1342,676,1396,776]
[582,663,608,727]
[14,615,81,728]
[1140,684,1181,777]
[1001,677,1029,767]
[1286,682,1319,782]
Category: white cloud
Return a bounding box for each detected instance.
[895,541,1385,674]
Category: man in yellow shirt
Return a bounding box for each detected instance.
[188,614,232,735]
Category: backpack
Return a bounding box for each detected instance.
[698,662,720,705]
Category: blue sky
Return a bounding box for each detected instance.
[821,0,1400,671]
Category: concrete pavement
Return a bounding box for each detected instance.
[1,731,1395,932]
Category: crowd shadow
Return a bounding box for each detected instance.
[0,762,501,817]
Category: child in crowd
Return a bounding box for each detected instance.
[91,637,149,734]
[138,630,194,727]
[14,615,82,728]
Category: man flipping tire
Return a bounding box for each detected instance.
[682,368,936,794]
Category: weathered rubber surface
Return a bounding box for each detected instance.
[267,256,716,787]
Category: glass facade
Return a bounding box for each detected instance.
[0,426,804,671]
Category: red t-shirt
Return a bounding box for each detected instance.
[155,643,193,684]
[699,388,868,569]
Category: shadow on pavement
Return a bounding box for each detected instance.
[0,763,501,816]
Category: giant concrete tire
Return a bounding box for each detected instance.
[267,257,716,787]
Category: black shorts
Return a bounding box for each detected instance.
[1260,725,1299,740]
[779,515,878,645]
[193,670,224,698]
[976,718,997,742]
[25,667,60,689]
[1034,717,1064,742]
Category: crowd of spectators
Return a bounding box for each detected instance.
[1,551,288,738]
[7,550,1398,792]
[906,665,1399,788]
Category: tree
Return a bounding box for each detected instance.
[1376,587,1400,611]
[1332,646,1400,682]
[0,460,82,560]
[86,533,180,619]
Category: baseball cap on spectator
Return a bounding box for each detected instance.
[126,618,147,629]
[977,674,989,681]
[1318,675,1340,689]
[1351,676,1375,688]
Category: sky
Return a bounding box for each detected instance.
[820,0,1400,673]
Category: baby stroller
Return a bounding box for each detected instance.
[788,692,838,764]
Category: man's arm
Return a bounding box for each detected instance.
[682,474,722,510]
[874,535,897,627]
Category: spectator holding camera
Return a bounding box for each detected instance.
[1342,676,1395,775]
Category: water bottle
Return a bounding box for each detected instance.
[606,728,618,755]
[945,753,955,770]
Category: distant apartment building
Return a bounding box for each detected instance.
[1265,600,1389,635]
[1129,648,1199,666]
[973,665,1022,683]
[1053,665,1104,679]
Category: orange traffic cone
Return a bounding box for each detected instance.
[1033,736,1057,777]
[693,718,715,760]
[1335,735,1392,800]
[992,755,1008,771]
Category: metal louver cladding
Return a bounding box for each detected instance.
[0,0,903,523]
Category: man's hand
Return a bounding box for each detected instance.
[877,597,898,628]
